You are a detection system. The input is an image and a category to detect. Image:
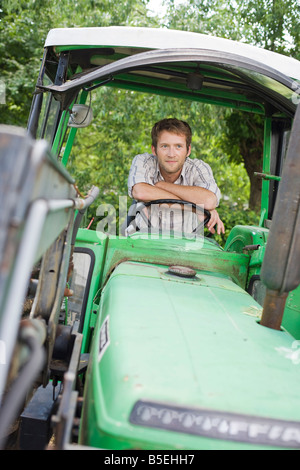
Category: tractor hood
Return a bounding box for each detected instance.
[81,261,300,449]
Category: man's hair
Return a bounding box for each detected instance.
[151,118,192,150]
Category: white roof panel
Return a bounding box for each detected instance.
[44,26,300,81]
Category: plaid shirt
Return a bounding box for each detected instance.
[128,153,221,205]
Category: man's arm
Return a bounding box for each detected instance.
[132,181,224,235]
[131,182,181,202]
[154,181,217,210]
[132,181,217,209]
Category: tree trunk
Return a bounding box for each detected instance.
[240,141,263,212]
[223,111,264,212]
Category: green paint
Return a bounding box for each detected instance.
[79,259,300,450]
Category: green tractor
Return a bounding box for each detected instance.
[0,26,300,450]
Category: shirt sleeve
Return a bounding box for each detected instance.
[190,159,221,206]
[128,153,155,198]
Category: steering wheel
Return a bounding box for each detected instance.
[136,199,211,234]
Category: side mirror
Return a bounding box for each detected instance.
[68,104,93,128]
[260,104,300,329]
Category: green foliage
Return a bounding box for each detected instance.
[0,0,156,126]
[0,2,41,125]
[220,112,262,161]
[165,0,245,40]
[237,0,300,57]
[164,0,300,59]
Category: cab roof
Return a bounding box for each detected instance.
[41,26,300,116]
[45,26,300,81]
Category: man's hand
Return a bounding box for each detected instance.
[206,209,225,235]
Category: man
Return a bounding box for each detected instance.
[128,118,224,235]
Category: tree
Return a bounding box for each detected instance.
[221,111,264,211]
[238,0,300,58]
[0,0,155,126]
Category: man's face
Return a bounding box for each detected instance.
[152,130,191,179]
